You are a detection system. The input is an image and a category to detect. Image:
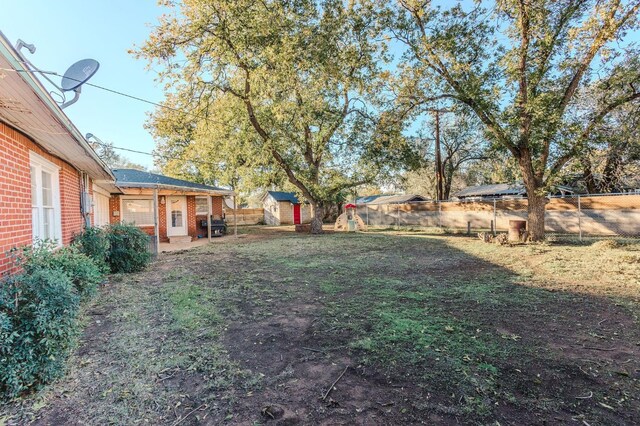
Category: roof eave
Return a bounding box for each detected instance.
[0,31,114,181]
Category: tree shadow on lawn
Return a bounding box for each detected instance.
[2,231,638,425]
[220,231,639,425]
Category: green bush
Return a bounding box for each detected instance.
[72,227,110,273]
[19,242,104,300]
[0,269,81,399]
[105,223,152,273]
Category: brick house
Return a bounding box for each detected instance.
[0,32,116,276]
[109,169,233,244]
[262,191,312,225]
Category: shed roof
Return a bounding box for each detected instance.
[113,169,233,195]
[453,183,526,199]
[355,194,386,204]
[266,191,301,204]
[364,194,429,205]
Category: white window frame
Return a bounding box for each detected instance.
[120,195,154,226]
[195,196,209,215]
[29,152,62,245]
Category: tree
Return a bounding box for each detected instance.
[88,141,145,171]
[150,95,286,204]
[406,110,487,199]
[135,0,390,233]
[392,0,640,240]
[576,63,640,193]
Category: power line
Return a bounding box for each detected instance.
[90,139,220,167]
[3,65,227,126]
[1,65,225,165]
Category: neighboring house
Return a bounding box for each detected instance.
[0,32,116,276]
[452,183,578,201]
[262,191,312,225]
[356,194,429,205]
[109,169,234,243]
[452,184,527,201]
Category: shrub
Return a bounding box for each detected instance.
[19,242,104,300]
[72,227,110,273]
[105,223,152,273]
[0,269,81,399]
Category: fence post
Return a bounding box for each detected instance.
[577,195,582,241]
[493,199,497,236]
[396,205,400,228]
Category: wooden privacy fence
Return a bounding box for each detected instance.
[225,208,264,225]
[356,194,640,238]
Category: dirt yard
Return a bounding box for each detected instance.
[2,227,639,425]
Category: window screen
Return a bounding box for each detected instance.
[122,199,154,225]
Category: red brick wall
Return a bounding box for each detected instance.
[213,196,223,218]
[59,165,83,245]
[110,195,170,242]
[0,121,85,276]
[109,195,120,224]
[107,195,223,243]
[158,196,168,242]
[186,196,197,238]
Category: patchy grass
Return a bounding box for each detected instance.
[2,227,638,425]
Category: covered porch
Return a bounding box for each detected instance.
[107,169,235,254]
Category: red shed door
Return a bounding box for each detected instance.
[293,204,301,224]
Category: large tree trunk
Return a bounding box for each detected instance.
[581,157,598,194]
[526,191,547,241]
[443,165,454,200]
[602,149,624,192]
[519,154,547,241]
[310,202,324,234]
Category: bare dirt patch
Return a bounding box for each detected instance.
[2,228,638,425]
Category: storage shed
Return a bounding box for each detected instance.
[262,191,312,225]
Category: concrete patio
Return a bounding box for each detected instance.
[159,237,221,253]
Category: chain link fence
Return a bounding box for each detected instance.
[356,193,640,240]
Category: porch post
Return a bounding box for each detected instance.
[207,194,212,242]
[152,187,160,255]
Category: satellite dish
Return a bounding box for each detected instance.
[61,59,99,92]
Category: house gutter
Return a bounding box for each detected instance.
[0,30,114,181]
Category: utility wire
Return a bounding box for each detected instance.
[1,66,224,164]
[89,139,220,167]
[3,66,227,126]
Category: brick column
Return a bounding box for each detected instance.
[212,196,223,218]
[186,196,197,238]
[109,195,121,224]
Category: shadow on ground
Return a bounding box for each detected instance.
[2,228,638,425]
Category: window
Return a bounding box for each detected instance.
[30,153,61,244]
[195,196,209,215]
[122,199,154,225]
[170,198,183,227]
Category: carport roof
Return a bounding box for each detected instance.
[113,169,233,195]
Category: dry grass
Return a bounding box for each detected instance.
[1,227,638,425]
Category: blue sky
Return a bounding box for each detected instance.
[1,0,166,168]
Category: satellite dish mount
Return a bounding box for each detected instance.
[14,39,99,109]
